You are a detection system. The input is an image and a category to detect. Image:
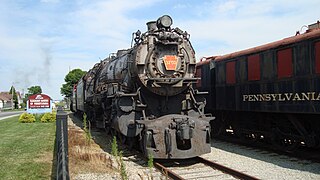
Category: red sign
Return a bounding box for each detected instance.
[28,94,51,109]
[163,55,178,70]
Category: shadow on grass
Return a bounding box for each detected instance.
[51,133,57,179]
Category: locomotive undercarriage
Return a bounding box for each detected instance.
[212,111,320,151]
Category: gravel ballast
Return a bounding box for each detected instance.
[69,115,320,179]
[201,140,320,180]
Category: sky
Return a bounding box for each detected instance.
[0,0,319,100]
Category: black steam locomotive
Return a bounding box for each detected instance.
[196,22,320,150]
[71,15,213,159]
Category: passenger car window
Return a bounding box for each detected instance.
[277,48,293,78]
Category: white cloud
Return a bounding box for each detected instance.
[217,0,237,13]
[0,0,319,100]
[176,0,320,57]
[40,0,60,3]
[173,3,189,9]
[0,0,162,99]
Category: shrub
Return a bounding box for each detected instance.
[119,151,128,180]
[111,136,118,157]
[20,102,26,108]
[83,113,92,145]
[40,112,56,123]
[148,154,154,169]
[19,113,36,123]
[34,114,44,122]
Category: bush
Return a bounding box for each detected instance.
[148,154,154,169]
[83,113,92,145]
[40,112,56,123]
[20,102,26,108]
[34,114,44,122]
[119,151,128,180]
[19,113,36,123]
[111,136,118,157]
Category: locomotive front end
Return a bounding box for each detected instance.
[131,15,213,159]
[134,15,198,96]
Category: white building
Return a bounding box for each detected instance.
[0,91,24,110]
[0,92,13,110]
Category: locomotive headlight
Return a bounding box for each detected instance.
[157,15,172,28]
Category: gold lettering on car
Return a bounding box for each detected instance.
[242,92,320,102]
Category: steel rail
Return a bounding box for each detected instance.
[154,157,260,180]
[153,161,184,180]
[195,156,259,180]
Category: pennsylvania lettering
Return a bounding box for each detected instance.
[242,92,320,102]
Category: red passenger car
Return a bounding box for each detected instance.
[197,21,320,149]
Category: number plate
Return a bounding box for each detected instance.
[163,55,178,71]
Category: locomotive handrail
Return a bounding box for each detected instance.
[147,77,200,83]
[194,90,209,95]
[107,92,139,98]
[147,77,200,80]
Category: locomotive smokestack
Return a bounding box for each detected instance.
[147,21,157,31]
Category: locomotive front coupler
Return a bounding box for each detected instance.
[136,114,212,159]
[169,117,195,141]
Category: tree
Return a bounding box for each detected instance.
[27,86,42,95]
[9,86,18,109]
[24,86,43,104]
[60,69,86,97]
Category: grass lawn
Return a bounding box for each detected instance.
[0,115,56,179]
[0,108,25,112]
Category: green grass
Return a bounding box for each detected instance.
[0,116,56,179]
[1,108,25,112]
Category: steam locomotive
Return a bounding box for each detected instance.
[71,15,213,159]
[196,21,320,150]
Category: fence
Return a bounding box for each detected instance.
[56,107,70,180]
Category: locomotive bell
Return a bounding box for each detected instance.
[147,21,157,31]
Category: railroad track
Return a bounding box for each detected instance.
[216,135,320,163]
[154,156,259,180]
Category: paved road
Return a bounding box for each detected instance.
[0,111,24,120]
